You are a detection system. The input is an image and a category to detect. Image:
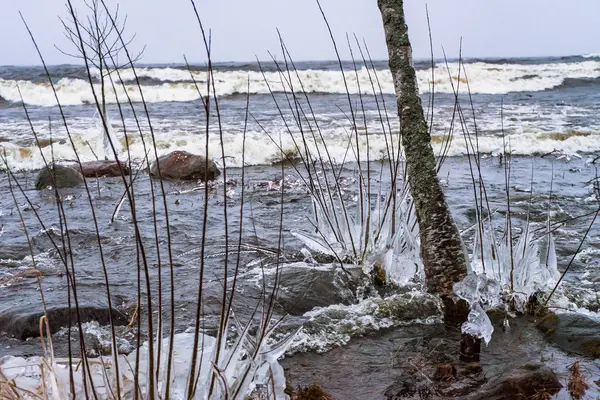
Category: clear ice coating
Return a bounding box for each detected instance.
[95,111,122,161]
[0,319,299,399]
[453,273,502,310]
[454,213,562,343]
[453,273,498,345]
[468,215,560,311]
[461,302,494,345]
[292,184,423,286]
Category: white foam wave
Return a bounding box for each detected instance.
[2,124,600,172]
[2,60,600,106]
[287,291,442,354]
[0,77,204,107]
[113,60,600,95]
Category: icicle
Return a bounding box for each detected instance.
[469,210,560,313]
[461,303,494,345]
[545,232,559,280]
[291,231,338,256]
[453,273,501,310]
[94,111,122,161]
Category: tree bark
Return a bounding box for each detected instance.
[377,0,479,362]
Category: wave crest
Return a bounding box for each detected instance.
[2,128,599,171]
[1,60,599,107]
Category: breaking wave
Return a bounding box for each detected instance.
[2,59,600,107]
[581,53,600,59]
[2,127,599,171]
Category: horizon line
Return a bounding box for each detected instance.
[1,53,598,69]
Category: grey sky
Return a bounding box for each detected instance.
[1,0,599,66]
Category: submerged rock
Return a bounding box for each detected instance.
[78,160,130,178]
[183,263,360,336]
[537,312,600,358]
[35,164,84,190]
[274,265,357,315]
[0,244,33,261]
[384,377,433,400]
[295,384,334,400]
[470,364,561,400]
[0,304,128,340]
[149,150,220,181]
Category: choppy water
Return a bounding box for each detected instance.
[0,56,600,359]
[0,157,599,355]
[1,56,600,170]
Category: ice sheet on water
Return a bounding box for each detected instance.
[461,302,494,345]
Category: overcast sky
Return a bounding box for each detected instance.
[1,0,599,66]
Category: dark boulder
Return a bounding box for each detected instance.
[0,244,32,261]
[0,304,128,340]
[537,312,600,358]
[272,264,357,315]
[173,263,361,337]
[149,151,220,181]
[78,160,130,178]
[198,263,359,319]
[469,364,561,399]
[35,164,84,190]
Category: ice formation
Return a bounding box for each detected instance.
[0,321,298,399]
[469,215,560,309]
[292,185,422,286]
[453,273,502,310]
[94,112,122,161]
[454,213,561,343]
[453,273,500,345]
[461,303,494,345]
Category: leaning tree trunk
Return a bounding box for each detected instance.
[377,0,480,362]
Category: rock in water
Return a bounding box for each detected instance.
[0,304,128,340]
[273,265,357,315]
[35,164,84,190]
[198,263,359,320]
[537,312,600,358]
[79,160,130,178]
[470,364,561,399]
[149,150,220,181]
